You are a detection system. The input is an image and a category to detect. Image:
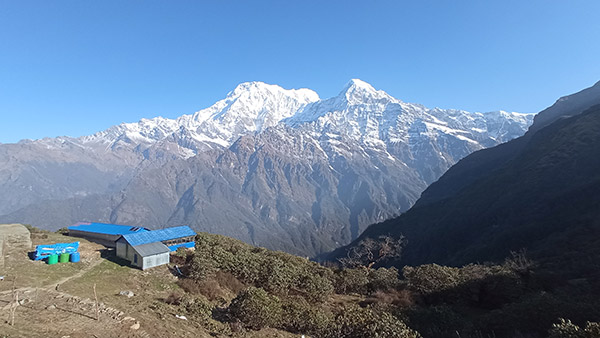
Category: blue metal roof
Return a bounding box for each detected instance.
[68,222,150,236]
[167,241,195,251]
[121,226,196,246]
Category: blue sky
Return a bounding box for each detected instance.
[1,1,599,143]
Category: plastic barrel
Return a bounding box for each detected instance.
[47,254,58,265]
[59,253,70,263]
[70,252,80,263]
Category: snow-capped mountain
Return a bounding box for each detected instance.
[80,81,319,153]
[0,80,534,256]
[58,79,529,168]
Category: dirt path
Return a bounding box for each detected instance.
[0,287,151,337]
[0,257,104,296]
[0,261,151,337]
[47,257,104,290]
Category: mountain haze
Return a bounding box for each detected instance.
[0,80,533,256]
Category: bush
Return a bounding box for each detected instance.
[296,270,334,303]
[403,264,460,296]
[481,292,600,337]
[175,246,188,257]
[365,289,414,308]
[228,287,282,330]
[334,268,370,294]
[188,252,217,280]
[214,271,245,294]
[280,296,332,334]
[368,267,401,291]
[186,233,334,303]
[55,227,69,235]
[403,305,469,338]
[178,278,226,302]
[334,267,401,295]
[322,304,421,338]
[548,319,600,338]
[403,263,524,308]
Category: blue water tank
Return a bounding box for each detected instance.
[70,252,81,263]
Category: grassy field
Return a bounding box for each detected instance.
[0,225,298,338]
[0,230,101,292]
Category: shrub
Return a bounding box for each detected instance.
[186,232,334,303]
[365,289,414,308]
[188,252,217,280]
[334,266,401,295]
[180,294,214,318]
[548,319,600,338]
[368,267,401,292]
[280,296,332,334]
[481,292,600,337]
[338,235,405,268]
[175,246,188,257]
[296,270,334,303]
[403,264,460,296]
[403,305,469,338]
[55,227,69,235]
[228,287,283,330]
[322,304,421,338]
[548,319,585,338]
[214,271,245,294]
[403,263,524,308]
[178,278,226,302]
[334,268,369,294]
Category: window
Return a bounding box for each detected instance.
[134,254,138,264]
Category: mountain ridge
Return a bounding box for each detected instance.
[331,80,600,268]
[0,80,533,256]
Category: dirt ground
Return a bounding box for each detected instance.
[0,227,299,338]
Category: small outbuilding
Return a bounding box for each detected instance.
[68,222,149,247]
[118,241,170,270]
[115,225,196,270]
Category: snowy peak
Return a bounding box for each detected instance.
[227,81,319,101]
[182,81,320,147]
[193,81,319,123]
[338,79,394,104]
[341,79,377,94]
[69,79,533,164]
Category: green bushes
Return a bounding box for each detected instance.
[548,319,600,338]
[334,267,370,294]
[402,263,523,307]
[228,287,283,330]
[186,233,334,303]
[228,287,420,338]
[324,304,421,338]
[164,293,214,319]
[369,267,401,291]
[481,291,600,337]
[334,267,401,295]
[172,232,600,338]
[403,264,460,295]
[280,296,332,334]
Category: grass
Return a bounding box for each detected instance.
[0,226,314,337]
[0,231,97,292]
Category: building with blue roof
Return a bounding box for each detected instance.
[68,222,150,247]
[115,225,196,270]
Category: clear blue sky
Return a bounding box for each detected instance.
[1,1,599,143]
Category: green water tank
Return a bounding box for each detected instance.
[59,253,70,263]
[47,254,58,265]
